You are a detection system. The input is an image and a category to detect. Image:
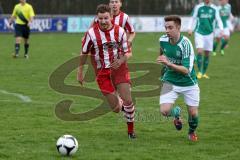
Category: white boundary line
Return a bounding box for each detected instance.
[0,89,32,103]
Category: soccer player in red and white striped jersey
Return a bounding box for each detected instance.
[78,4,136,139]
[92,0,135,45]
[109,0,135,46]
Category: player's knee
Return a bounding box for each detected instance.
[122,99,132,106]
[197,49,203,54]
[113,109,121,113]
[160,107,169,117]
[189,112,198,117]
[189,108,198,117]
[224,37,229,41]
[16,38,21,44]
[112,104,121,113]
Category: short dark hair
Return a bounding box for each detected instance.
[164,15,181,26]
[96,4,111,14]
[109,0,123,2]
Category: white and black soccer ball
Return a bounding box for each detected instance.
[56,135,78,156]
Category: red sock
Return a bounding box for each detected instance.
[127,122,134,134]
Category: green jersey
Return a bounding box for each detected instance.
[190,2,223,35]
[217,4,232,28]
[159,35,197,86]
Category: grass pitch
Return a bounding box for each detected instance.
[0,32,240,159]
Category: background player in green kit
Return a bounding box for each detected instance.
[157,15,200,142]
[213,0,234,56]
[188,0,223,79]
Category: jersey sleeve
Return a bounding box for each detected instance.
[181,39,195,72]
[188,5,199,30]
[124,16,135,33]
[215,6,224,30]
[12,5,17,17]
[121,31,131,55]
[82,32,93,54]
[29,5,35,17]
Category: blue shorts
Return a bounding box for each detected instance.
[14,24,30,39]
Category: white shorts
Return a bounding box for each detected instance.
[160,83,200,107]
[194,32,214,51]
[214,28,230,38]
[227,20,234,32]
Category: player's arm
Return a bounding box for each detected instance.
[8,6,17,26]
[229,13,234,21]
[125,16,136,47]
[119,50,132,62]
[157,47,166,76]
[215,7,224,31]
[121,31,133,61]
[180,40,195,75]
[188,5,198,36]
[158,55,189,75]
[28,6,35,27]
[77,53,88,85]
[156,47,164,63]
[8,16,15,27]
[127,32,135,47]
[28,16,34,26]
[111,32,132,69]
[229,4,234,21]
[111,50,132,70]
[77,33,92,85]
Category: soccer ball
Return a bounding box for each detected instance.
[56,135,78,156]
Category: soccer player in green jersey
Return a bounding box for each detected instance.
[213,0,234,56]
[8,0,35,59]
[188,0,223,79]
[157,15,200,142]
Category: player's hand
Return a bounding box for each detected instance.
[188,30,193,36]
[77,71,84,86]
[7,21,13,30]
[156,55,171,66]
[220,30,224,38]
[111,58,123,70]
[27,22,31,28]
[128,41,132,47]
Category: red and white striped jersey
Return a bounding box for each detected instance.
[92,11,134,33]
[113,11,134,33]
[82,24,130,69]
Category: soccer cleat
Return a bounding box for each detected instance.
[128,132,136,139]
[203,74,210,79]
[12,53,19,58]
[212,51,217,56]
[174,117,183,131]
[188,132,198,142]
[220,50,225,56]
[24,54,29,59]
[197,72,202,79]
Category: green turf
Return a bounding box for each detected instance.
[0,32,240,159]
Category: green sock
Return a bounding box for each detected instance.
[221,38,228,50]
[213,41,219,52]
[196,54,203,73]
[169,106,181,118]
[15,43,20,55]
[202,56,209,74]
[188,115,199,134]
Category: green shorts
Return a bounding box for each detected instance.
[14,24,30,39]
